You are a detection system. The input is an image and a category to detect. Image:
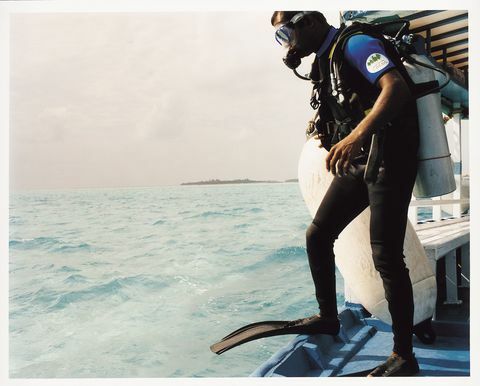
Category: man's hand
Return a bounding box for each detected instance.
[325,131,364,176]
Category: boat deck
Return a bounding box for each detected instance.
[251,217,470,377]
[338,313,469,377]
[251,305,470,377]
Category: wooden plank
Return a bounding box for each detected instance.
[418,225,469,243]
[415,218,470,261]
[417,224,469,240]
[418,224,468,238]
[421,231,469,252]
[414,216,469,230]
[435,233,470,260]
[422,236,469,260]
[420,227,469,246]
[424,225,470,241]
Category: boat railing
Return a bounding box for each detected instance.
[408,197,470,224]
[409,195,470,307]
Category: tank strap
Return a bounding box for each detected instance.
[418,154,452,162]
[412,80,440,99]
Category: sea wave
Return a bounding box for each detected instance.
[238,246,307,272]
[57,266,81,273]
[63,274,89,284]
[11,275,170,312]
[9,237,60,249]
[189,211,232,219]
[247,207,264,213]
[9,216,23,225]
[266,246,306,260]
[48,275,169,310]
[233,223,251,229]
[9,237,93,254]
[225,207,264,215]
[52,243,93,253]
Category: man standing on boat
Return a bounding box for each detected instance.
[271,11,420,377]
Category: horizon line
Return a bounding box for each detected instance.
[10,178,299,193]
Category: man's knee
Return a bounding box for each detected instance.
[371,243,408,276]
[306,222,334,251]
[306,222,321,245]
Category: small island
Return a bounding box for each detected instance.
[181,178,281,186]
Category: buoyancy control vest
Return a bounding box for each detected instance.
[306,20,442,152]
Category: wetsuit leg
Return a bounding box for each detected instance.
[367,158,418,358]
[306,170,369,317]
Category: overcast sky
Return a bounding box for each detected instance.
[9,11,341,190]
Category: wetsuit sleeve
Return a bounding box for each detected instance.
[343,34,396,85]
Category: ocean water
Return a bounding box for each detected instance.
[10,183,346,378]
[9,183,434,378]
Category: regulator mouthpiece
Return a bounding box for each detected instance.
[283,50,302,69]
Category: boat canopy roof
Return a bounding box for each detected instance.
[341,10,468,117]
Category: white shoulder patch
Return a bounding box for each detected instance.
[365,53,389,74]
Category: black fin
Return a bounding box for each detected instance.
[210,315,340,355]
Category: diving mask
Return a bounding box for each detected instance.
[274,11,311,48]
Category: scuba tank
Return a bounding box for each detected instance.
[403,54,456,198]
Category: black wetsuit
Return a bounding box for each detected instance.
[306,34,420,358]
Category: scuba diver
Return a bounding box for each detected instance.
[211,10,430,378]
[270,10,420,377]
